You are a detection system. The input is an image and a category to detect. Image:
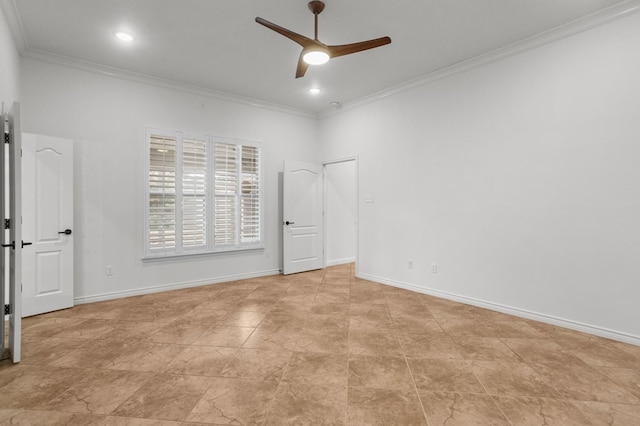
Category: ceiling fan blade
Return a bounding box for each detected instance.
[328,36,391,58]
[295,52,310,78]
[255,17,313,48]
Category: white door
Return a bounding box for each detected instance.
[282,161,324,275]
[22,133,74,317]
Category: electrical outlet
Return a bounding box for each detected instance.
[408,259,413,269]
[432,263,438,273]
[105,265,113,276]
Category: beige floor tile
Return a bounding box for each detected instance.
[420,392,510,426]
[0,409,77,425]
[349,291,387,305]
[502,338,583,364]
[50,339,128,369]
[558,336,640,369]
[569,400,640,426]
[310,302,350,316]
[40,369,153,414]
[471,361,561,398]
[531,362,640,404]
[102,304,185,324]
[348,354,413,391]
[260,312,308,329]
[104,342,185,372]
[218,311,268,328]
[186,377,278,424]
[282,352,348,386]
[162,346,237,376]
[391,315,443,334]
[398,332,465,359]
[295,328,349,354]
[315,291,348,304]
[192,325,254,347]
[0,365,82,409]
[453,336,522,362]
[221,348,293,380]
[5,265,639,425]
[22,317,89,339]
[99,321,164,342]
[113,374,213,421]
[494,395,594,426]
[51,319,117,340]
[242,326,301,351]
[305,314,349,332]
[407,358,485,393]
[144,319,210,345]
[265,382,347,425]
[347,387,427,426]
[489,320,547,338]
[348,327,404,357]
[597,366,640,399]
[20,337,88,366]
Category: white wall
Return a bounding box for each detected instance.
[324,160,356,266]
[20,57,319,302]
[319,11,640,343]
[0,5,19,104]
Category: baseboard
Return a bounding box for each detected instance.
[326,257,356,267]
[74,269,281,305]
[357,272,640,347]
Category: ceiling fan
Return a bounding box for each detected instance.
[255,1,391,78]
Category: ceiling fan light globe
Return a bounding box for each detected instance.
[303,50,330,65]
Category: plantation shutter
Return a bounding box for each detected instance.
[146,129,262,258]
[214,142,238,245]
[241,145,260,242]
[148,134,177,249]
[182,138,207,248]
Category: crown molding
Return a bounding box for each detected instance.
[21,48,317,119]
[0,0,315,118]
[0,0,27,51]
[319,0,640,118]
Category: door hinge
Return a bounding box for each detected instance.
[4,304,10,315]
[3,218,9,230]
[3,132,9,144]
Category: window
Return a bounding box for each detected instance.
[145,129,262,258]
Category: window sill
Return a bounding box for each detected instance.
[142,245,264,262]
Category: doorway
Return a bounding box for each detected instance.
[324,158,357,268]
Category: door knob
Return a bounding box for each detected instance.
[284,221,295,225]
[58,229,72,235]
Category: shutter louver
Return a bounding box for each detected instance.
[182,138,207,248]
[214,142,238,245]
[241,145,260,243]
[148,135,176,250]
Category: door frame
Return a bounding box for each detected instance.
[322,156,359,275]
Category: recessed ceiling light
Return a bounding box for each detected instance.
[114,32,134,42]
[309,88,321,95]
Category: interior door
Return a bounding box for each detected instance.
[282,160,323,275]
[7,102,22,362]
[22,133,74,317]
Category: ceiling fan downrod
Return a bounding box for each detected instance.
[308,1,325,40]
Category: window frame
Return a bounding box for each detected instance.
[143,128,264,259]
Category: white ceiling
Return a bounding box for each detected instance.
[3,0,633,113]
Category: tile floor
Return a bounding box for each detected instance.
[1,264,640,425]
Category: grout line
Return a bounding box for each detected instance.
[383,289,431,426]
